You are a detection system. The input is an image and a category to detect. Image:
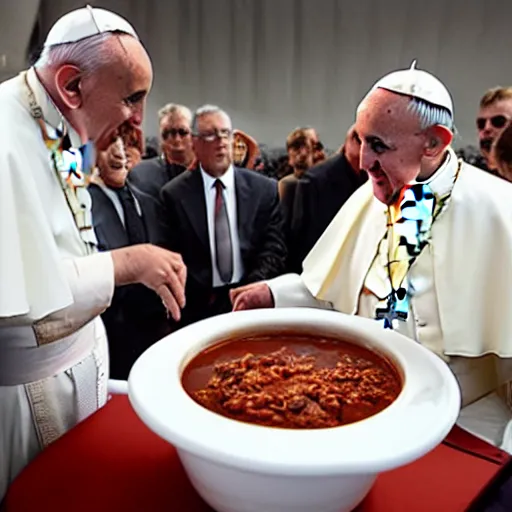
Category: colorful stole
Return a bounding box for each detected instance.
[23,71,97,253]
[368,160,462,329]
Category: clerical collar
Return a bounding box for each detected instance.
[409,148,459,199]
[26,67,82,148]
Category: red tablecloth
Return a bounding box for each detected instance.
[4,395,510,512]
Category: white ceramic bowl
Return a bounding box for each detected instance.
[129,308,461,512]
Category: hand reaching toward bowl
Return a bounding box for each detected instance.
[230,282,274,311]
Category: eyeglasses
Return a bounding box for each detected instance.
[476,115,508,131]
[161,128,191,139]
[194,129,232,143]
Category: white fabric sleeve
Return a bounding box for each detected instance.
[31,252,115,344]
[267,273,334,310]
[62,252,115,317]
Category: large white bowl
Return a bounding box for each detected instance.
[128,308,461,512]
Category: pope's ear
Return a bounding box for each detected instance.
[423,125,453,158]
[54,65,83,109]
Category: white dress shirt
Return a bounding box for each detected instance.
[200,165,244,287]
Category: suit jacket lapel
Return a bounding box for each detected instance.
[234,168,252,253]
[180,168,210,249]
[130,185,164,245]
[89,183,129,249]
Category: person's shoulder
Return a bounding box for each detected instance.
[455,161,512,215]
[161,168,197,196]
[0,78,47,174]
[236,166,276,188]
[0,75,38,140]
[130,156,163,175]
[279,173,297,184]
[304,153,346,182]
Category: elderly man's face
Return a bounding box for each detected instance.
[160,112,193,164]
[355,89,426,205]
[78,35,153,151]
[96,138,128,188]
[477,100,512,166]
[192,112,233,177]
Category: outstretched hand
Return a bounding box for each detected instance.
[230,282,274,311]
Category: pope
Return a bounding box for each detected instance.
[0,6,187,499]
[232,62,512,452]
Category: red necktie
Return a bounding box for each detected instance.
[214,179,233,283]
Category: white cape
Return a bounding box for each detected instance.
[302,157,512,357]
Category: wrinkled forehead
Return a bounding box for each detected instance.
[356,88,421,140]
[97,35,152,95]
[197,112,232,131]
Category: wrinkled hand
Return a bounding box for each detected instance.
[113,244,187,321]
[230,282,274,311]
[138,245,186,321]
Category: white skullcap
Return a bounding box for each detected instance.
[44,5,138,47]
[371,61,453,116]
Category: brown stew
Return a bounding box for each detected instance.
[182,333,402,429]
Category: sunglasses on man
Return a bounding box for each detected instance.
[476,115,509,131]
[161,128,191,139]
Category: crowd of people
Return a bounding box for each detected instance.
[3,5,512,504]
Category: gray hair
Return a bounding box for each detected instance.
[158,103,192,123]
[407,97,456,133]
[191,104,231,134]
[34,32,116,76]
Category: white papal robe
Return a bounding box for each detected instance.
[0,68,115,500]
[268,149,512,451]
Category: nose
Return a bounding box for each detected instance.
[359,144,375,171]
[130,112,142,126]
[130,103,144,127]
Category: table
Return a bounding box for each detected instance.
[4,395,511,512]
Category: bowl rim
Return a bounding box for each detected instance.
[129,308,461,475]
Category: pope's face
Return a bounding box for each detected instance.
[79,35,153,151]
[355,88,427,205]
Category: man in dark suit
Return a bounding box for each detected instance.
[288,125,368,273]
[89,138,173,379]
[278,128,316,250]
[160,105,287,326]
[128,103,195,201]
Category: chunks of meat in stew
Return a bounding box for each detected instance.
[182,334,402,429]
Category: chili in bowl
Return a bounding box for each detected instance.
[129,308,460,512]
